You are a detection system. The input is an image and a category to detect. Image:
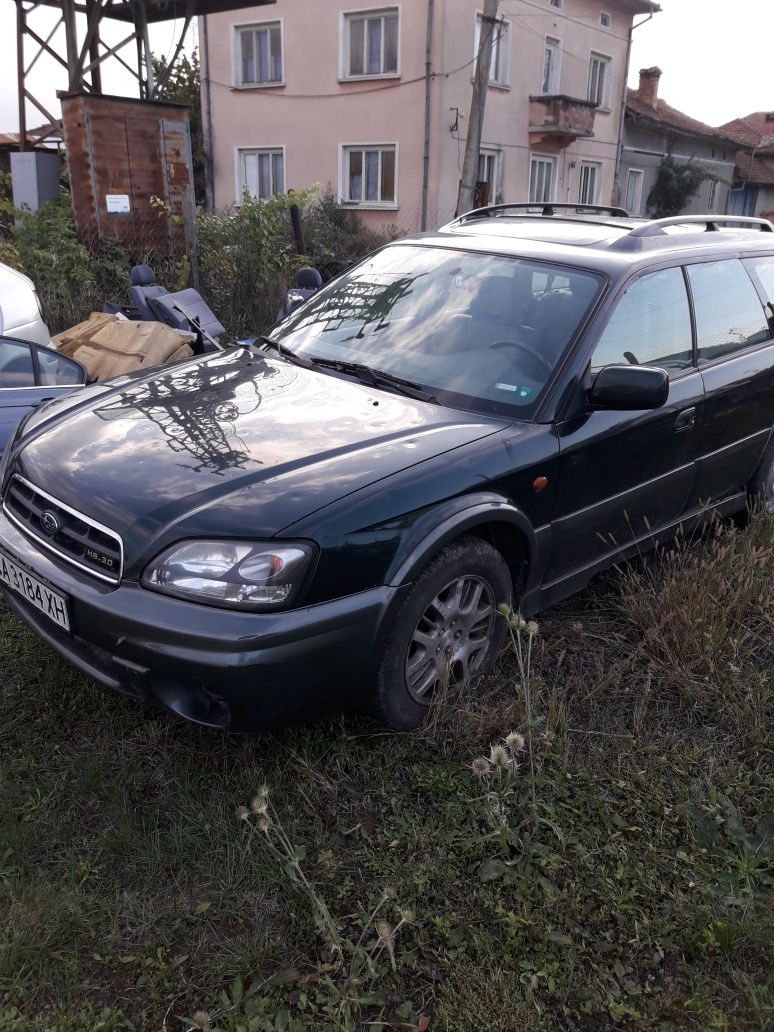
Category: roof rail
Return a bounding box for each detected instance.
[627,215,774,238]
[454,202,630,224]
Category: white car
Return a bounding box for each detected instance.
[0,262,50,347]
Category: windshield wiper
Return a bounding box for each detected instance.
[309,357,437,403]
[256,336,315,369]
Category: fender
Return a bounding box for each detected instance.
[386,492,537,586]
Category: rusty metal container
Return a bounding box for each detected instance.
[61,93,197,264]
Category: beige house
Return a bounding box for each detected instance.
[200,0,658,230]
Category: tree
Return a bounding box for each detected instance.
[647,155,713,218]
[152,49,206,207]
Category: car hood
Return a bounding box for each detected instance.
[14,349,506,568]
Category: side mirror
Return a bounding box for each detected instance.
[588,364,669,411]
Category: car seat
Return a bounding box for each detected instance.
[129,265,169,322]
[532,291,587,367]
[149,288,226,341]
[469,275,528,346]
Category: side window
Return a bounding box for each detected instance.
[687,259,770,362]
[35,347,84,386]
[0,338,35,388]
[591,267,693,373]
[743,255,774,312]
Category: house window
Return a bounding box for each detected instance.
[238,22,283,86]
[238,148,285,199]
[529,155,556,203]
[579,162,601,205]
[707,179,719,212]
[342,145,397,206]
[474,13,510,87]
[541,37,561,94]
[550,0,562,7]
[477,149,502,205]
[588,52,611,108]
[625,168,644,215]
[600,11,611,26]
[343,8,399,78]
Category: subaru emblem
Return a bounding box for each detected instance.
[40,510,60,537]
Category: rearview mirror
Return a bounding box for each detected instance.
[588,364,669,411]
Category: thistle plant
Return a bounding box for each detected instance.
[469,731,527,852]
[224,786,416,1029]
[498,604,540,816]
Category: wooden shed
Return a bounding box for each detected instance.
[61,93,197,264]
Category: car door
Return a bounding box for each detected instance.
[0,337,85,454]
[546,264,704,583]
[685,256,774,506]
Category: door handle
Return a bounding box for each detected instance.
[674,407,696,431]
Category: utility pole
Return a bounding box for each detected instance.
[456,0,500,216]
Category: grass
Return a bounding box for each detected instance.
[0,515,772,1030]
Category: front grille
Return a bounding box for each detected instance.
[2,473,123,584]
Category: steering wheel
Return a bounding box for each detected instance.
[490,340,554,379]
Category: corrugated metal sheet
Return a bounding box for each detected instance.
[61,93,197,262]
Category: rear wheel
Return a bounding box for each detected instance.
[749,438,774,514]
[373,536,511,730]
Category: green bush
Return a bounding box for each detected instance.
[0,187,394,339]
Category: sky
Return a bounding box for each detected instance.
[627,0,772,126]
[0,0,770,133]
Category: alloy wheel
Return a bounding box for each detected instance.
[404,574,495,702]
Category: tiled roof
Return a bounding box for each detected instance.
[720,112,774,149]
[626,88,740,148]
[734,149,774,186]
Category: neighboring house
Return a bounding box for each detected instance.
[719,112,774,218]
[620,67,739,218]
[199,0,658,230]
[0,123,63,173]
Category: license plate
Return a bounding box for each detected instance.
[0,546,70,632]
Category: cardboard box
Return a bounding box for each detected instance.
[52,313,195,381]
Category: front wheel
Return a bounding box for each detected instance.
[372,536,512,730]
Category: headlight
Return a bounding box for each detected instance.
[142,540,315,611]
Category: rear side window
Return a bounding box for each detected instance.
[591,267,693,372]
[36,348,84,386]
[687,259,770,362]
[0,338,35,388]
[743,255,774,310]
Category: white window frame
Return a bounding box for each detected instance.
[707,179,719,212]
[600,11,611,26]
[579,161,602,205]
[529,153,557,204]
[588,51,612,109]
[235,146,286,202]
[550,0,562,8]
[340,7,401,81]
[541,36,561,95]
[478,148,503,204]
[474,11,511,88]
[625,168,644,215]
[339,143,399,209]
[233,19,285,88]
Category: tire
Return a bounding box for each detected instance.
[749,437,774,514]
[372,535,512,731]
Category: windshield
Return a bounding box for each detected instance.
[271,244,603,416]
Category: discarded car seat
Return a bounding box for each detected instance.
[275,266,323,324]
[129,265,170,322]
[149,288,226,342]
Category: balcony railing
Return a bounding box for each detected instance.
[528,95,597,144]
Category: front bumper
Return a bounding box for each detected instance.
[0,512,405,730]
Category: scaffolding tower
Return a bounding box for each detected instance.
[13,0,275,149]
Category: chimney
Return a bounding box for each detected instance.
[638,66,662,108]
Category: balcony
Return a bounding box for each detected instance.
[528,95,597,146]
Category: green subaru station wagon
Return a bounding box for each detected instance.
[1,204,772,730]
